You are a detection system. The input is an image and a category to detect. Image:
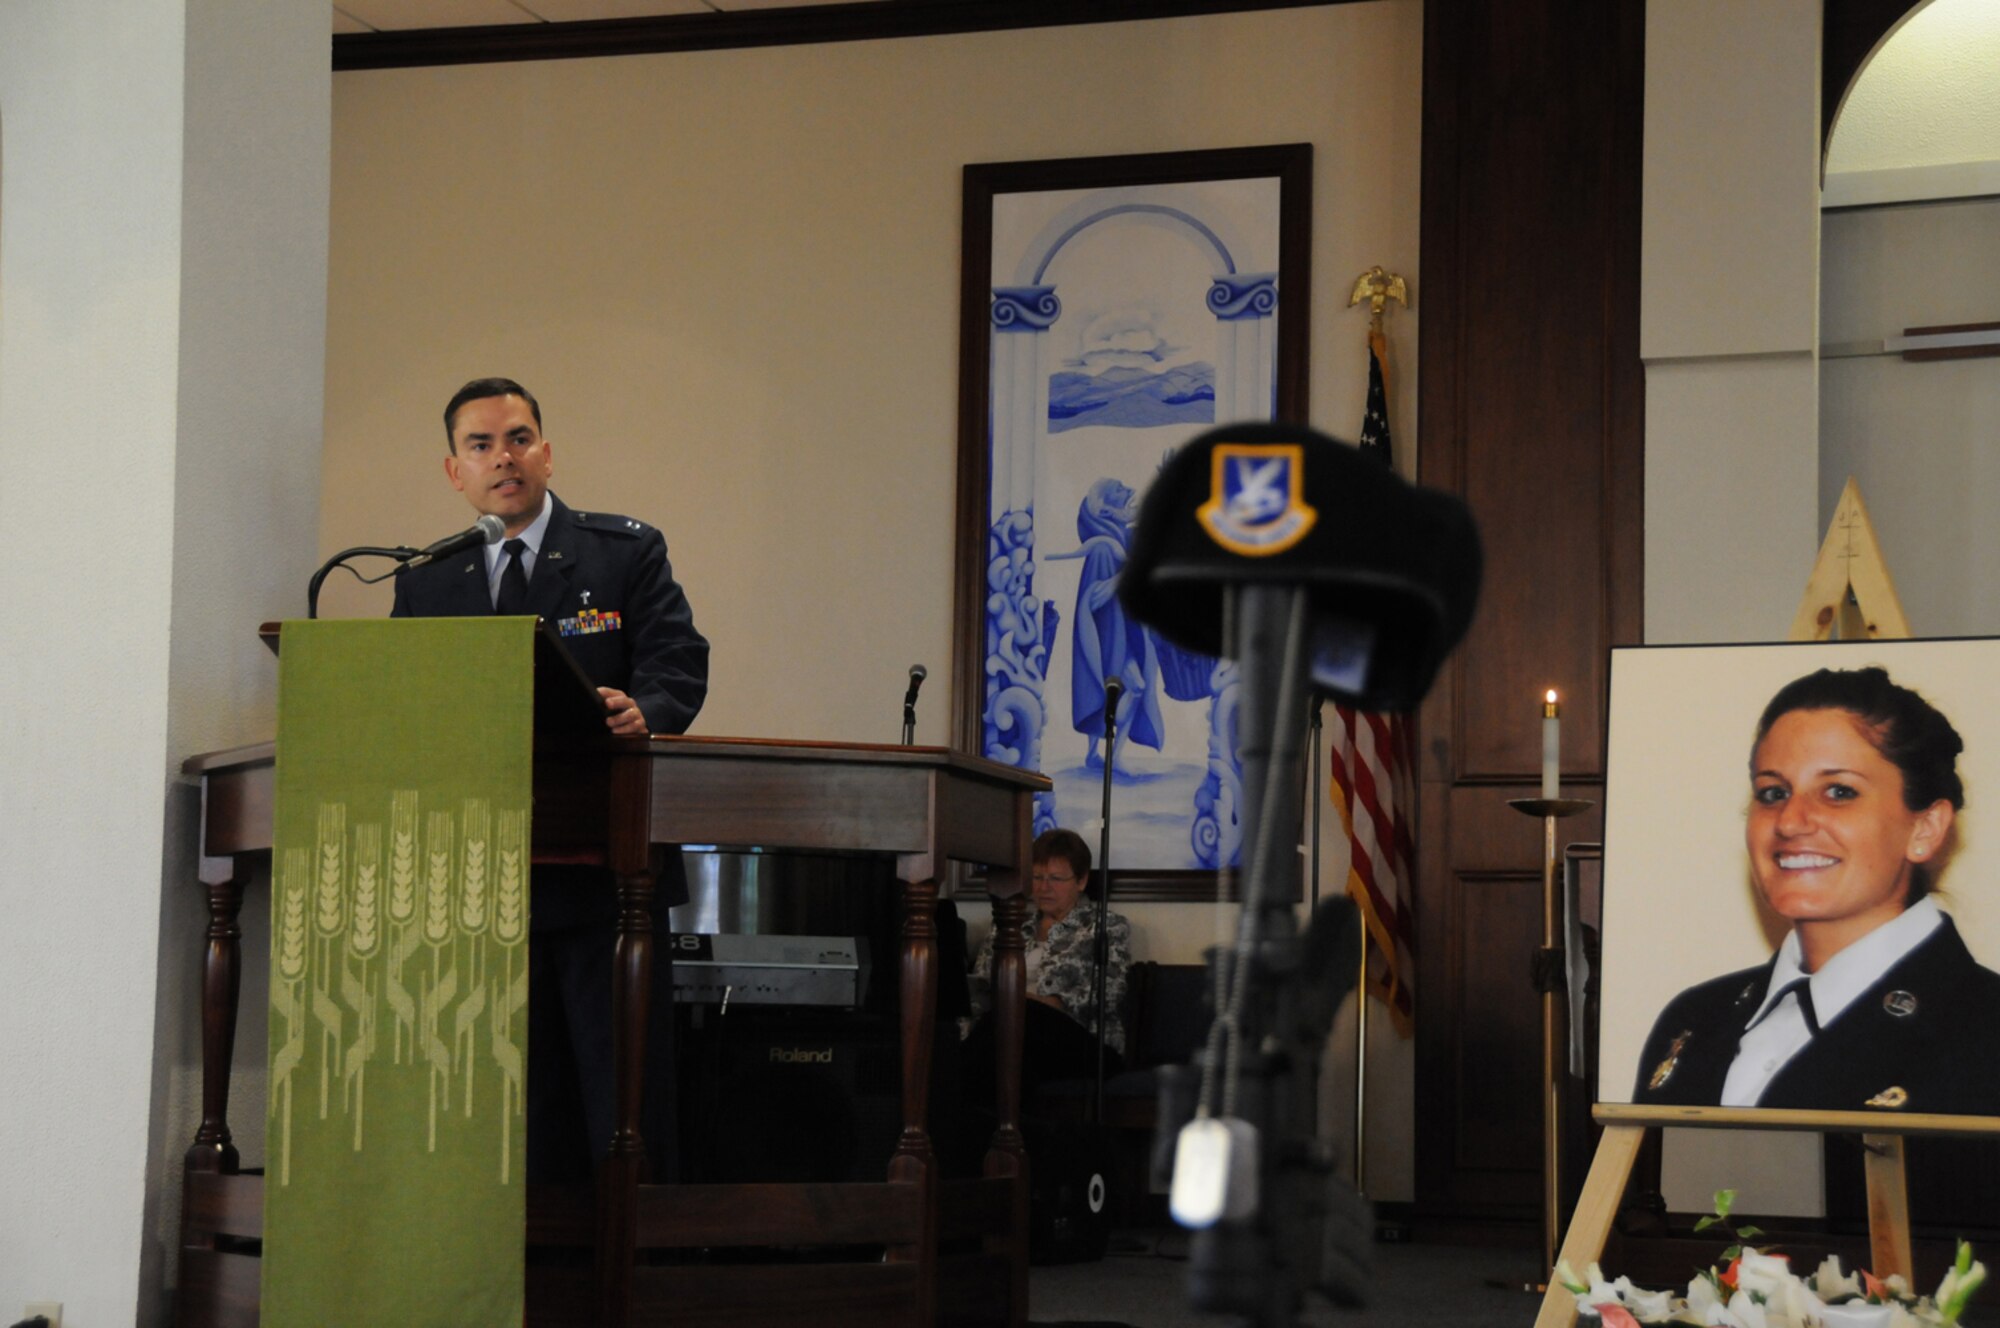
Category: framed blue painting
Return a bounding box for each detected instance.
[952,145,1312,900]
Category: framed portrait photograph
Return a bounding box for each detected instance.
[951,144,1312,900]
[1597,637,2000,1122]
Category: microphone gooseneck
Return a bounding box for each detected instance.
[306,514,507,618]
[402,513,506,570]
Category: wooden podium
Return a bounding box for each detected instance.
[175,721,1047,1327]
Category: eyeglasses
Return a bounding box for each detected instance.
[1031,870,1079,886]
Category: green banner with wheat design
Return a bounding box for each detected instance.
[264,618,533,1327]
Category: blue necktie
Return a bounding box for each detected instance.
[495,538,528,615]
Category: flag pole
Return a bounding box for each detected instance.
[1343,266,1407,1198]
[1355,907,1370,1195]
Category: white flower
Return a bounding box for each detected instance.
[1621,1282,1679,1321]
[1700,1301,1749,1327]
[1576,1274,1649,1318]
[1728,1288,1776,1328]
[1726,1288,1770,1328]
[1687,1277,1724,1317]
[1773,1275,1829,1328]
[1812,1255,1863,1303]
[1735,1251,1795,1301]
[1898,1304,1939,1328]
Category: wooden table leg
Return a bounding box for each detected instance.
[1534,1124,1647,1328]
[1862,1133,1913,1281]
[187,863,245,1176]
[985,881,1030,1328]
[888,874,940,1326]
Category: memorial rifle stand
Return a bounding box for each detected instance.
[1533,477,1998,1328]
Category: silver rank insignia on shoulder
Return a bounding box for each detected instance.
[1865,1086,1910,1109]
[627,519,640,529]
[1649,1030,1693,1091]
[1882,990,1918,1017]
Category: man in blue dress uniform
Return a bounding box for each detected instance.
[393,376,709,1183]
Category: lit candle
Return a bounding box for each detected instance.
[1542,689,1560,799]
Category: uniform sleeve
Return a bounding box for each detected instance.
[623,530,709,735]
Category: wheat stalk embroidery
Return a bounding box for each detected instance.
[421,808,456,1148]
[312,804,347,1120]
[492,808,529,1181]
[270,849,311,1187]
[276,791,533,1175]
[341,822,383,1149]
[388,790,418,925]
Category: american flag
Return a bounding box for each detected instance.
[1329,325,1416,1033]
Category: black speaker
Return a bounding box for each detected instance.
[681,1005,966,1185]
[1028,1118,1113,1264]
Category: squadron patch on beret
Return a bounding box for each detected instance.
[1196,443,1317,556]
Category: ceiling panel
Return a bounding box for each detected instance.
[337,0,541,29]
[513,0,712,18]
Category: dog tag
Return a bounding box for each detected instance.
[1169,1116,1259,1228]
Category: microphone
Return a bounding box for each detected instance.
[402,514,505,569]
[901,664,927,746]
[1103,676,1123,738]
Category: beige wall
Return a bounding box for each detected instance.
[319,5,1424,742]
[323,0,1425,1198]
[0,0,329,1321]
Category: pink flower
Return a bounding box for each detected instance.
[1596,1305,1644,1328]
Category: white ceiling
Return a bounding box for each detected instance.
[331,0,858,34]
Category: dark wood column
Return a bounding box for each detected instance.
[1413,0,1645,1221]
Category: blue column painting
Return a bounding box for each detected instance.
[980,175,1285,872]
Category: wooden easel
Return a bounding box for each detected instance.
[1533,478,2000,1327]
[1786,478,1911,642]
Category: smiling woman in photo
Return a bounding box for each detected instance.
[1633,666,2000,1113]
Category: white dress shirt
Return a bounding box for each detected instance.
[1721,896,1945,1106]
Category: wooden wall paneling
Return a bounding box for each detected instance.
[1413,0,1645,1220]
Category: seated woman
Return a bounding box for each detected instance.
[1634,665,2000,1114]
[965,828,1133,1103]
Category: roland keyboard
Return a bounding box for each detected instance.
[666,933,869,1009]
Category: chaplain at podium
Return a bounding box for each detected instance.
[393,376,710,1183]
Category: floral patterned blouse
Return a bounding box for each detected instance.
[968,896,1132,1054]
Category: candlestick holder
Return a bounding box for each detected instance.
[1508,794,1594,1288]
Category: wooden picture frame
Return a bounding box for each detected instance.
[952,144,1312,901]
